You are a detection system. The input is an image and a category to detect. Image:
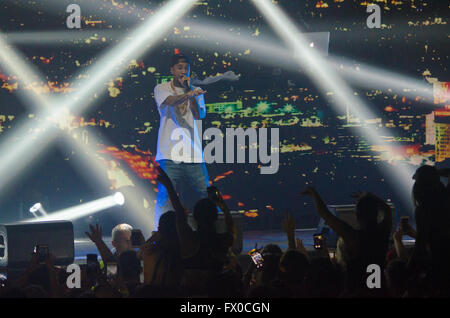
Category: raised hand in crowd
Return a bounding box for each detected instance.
[85,224,115,264]
[282,212,296,249]
[295,238,308,256]
[85,224,103,244]
[208,185,236,240]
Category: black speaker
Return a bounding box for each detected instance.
[317,204,395,247]
[187,212,243,254]
[0,221,74,268]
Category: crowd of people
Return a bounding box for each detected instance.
[0,165,449,298]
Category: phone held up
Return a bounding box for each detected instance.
[131,229,144,248]
[33,245,49,263]
[248,248,264,269]
[86,253,99,276]
[313,234,324,250]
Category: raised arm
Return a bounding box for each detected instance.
[44,254,60,298]
[163,91,195,108]
[301,186,357,245]
[282,212,296,249]
[367,193,393,236]
[408,206,430,272]
[156,166,198,258]
[85,224,116,263]
[211,188,236,242]
[162,86,206,108]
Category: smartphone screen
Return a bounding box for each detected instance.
[313,234,323,249]
[250,251,264,269]
[131,229,143,247]
[86,254,99,274]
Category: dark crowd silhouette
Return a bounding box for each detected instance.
[1,165,449,298]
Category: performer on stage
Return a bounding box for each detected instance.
[153,52,209,229]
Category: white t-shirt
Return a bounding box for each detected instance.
[153,81,204,163]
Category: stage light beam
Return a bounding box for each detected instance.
[25,192,125,222]
[251,0,416,210]
[0,0,196,193]
[0,0,197,235]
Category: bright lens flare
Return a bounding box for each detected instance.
[114,192,125,206]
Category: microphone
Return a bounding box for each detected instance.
[183,75,192,89]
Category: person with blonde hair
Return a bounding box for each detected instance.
[86,223,134,263]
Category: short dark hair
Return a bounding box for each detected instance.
[158,210,176,236]
[118,250,141,280]
[412,165,439,183]
[171,53,191,67]
[193,198,218,226]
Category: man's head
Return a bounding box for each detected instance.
[279,249,309,278]
[170,53,191,87]
[111,223,133,255]
[193,198,218,228]
[355,193,379,228]
[412,165,446,207]
[158,210,177,237]
[413,165,440,184]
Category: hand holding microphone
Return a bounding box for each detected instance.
[180,74,192,89]
[181,74,206,94]
[192,87,206,96]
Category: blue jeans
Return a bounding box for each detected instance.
[154,160,209,230]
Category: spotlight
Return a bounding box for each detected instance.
[29,203,42,214]
[114,192,125,206]
[25,192,126,223]
[29,202,48,216]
